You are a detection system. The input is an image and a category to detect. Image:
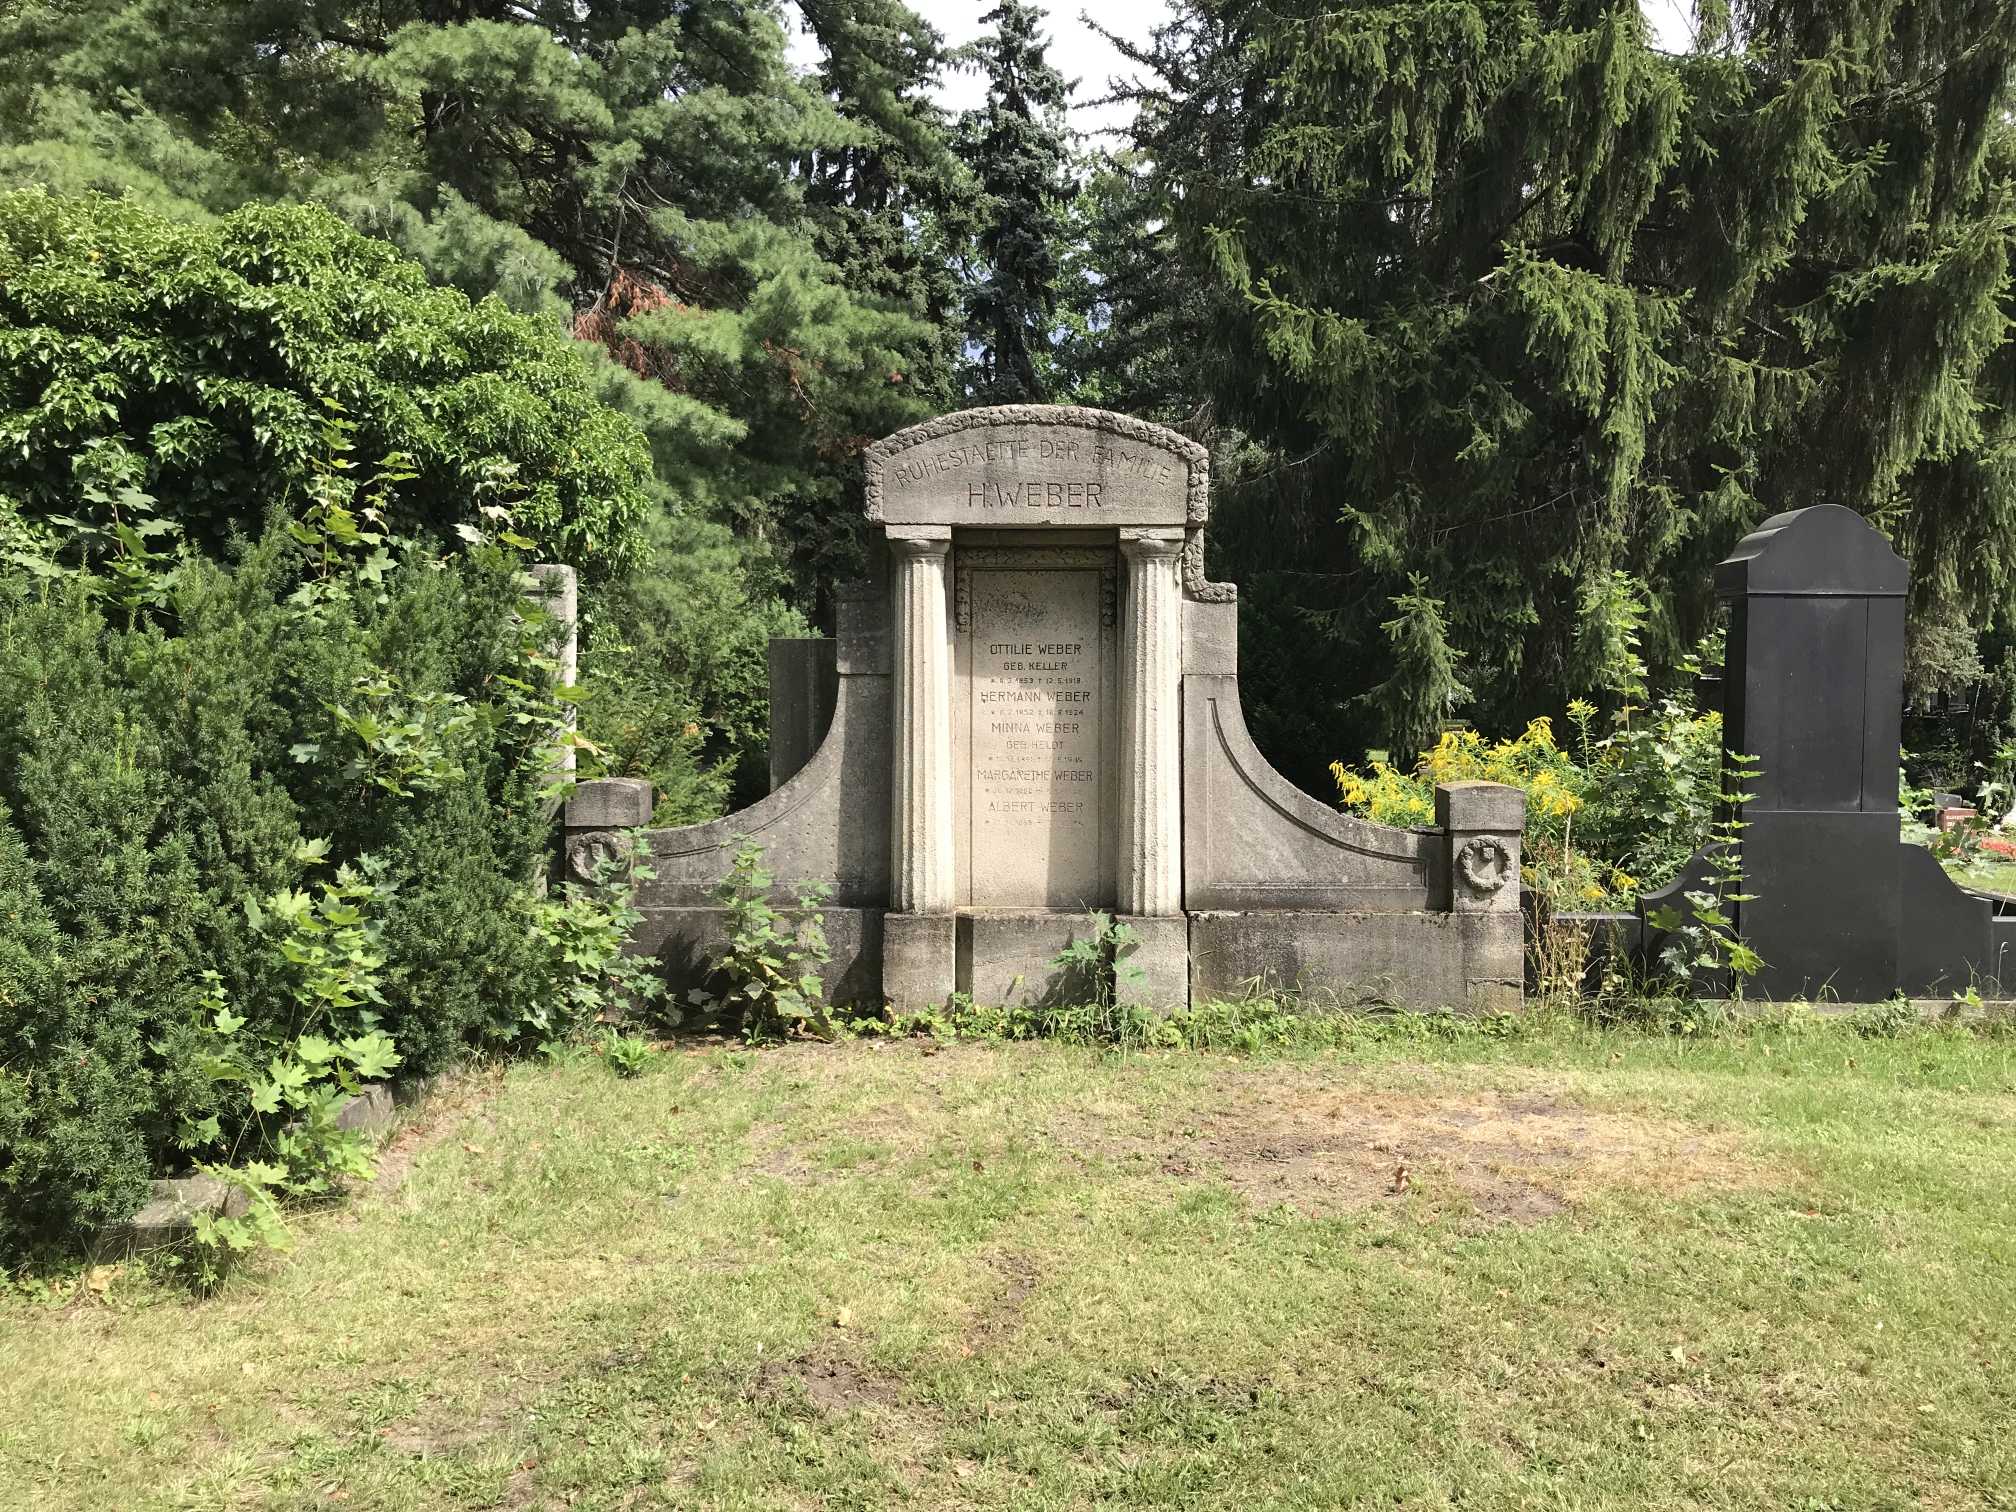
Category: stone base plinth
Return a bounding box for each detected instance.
[1189,910,1522,1013]
[635,907,886,1012]
[955,911,1101,1005]
[882,912,956,1011]
[1115,914,1189,1012]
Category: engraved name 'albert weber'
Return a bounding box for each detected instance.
[872,418,1191,527]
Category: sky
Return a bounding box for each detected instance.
[787,2,1700,138]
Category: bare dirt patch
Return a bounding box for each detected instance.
[1079,1083,1780,1222]
[739,1044,1784,1226]
[363,1067,508,1199]
[962,1250,1038,1355]
[757,1348,905,1415]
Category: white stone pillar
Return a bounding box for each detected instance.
[527,563,578,778]
[888,527,955,913]
[1119,529,1186,916]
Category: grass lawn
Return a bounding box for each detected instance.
[4,1017,2013,1510]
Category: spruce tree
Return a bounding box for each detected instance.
[1105,0,2016,763]
[957,0,1077,403]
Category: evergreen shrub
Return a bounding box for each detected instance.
[0,533,559,1261]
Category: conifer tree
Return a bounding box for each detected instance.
[957,0,1077,403]
[1106,0,2016,761]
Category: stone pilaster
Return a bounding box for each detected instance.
[888,527,954,914]
[1118,529,1186,916]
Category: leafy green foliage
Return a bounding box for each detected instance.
[0,190,654,573]
[0,522,569,1262]
[523,830,670,1050]
[1048,912,1147,1026]
[0,3,959,595]
[1646,754,1766,994]
[597,1030,656,1080]
[698,843,833,1045]
[576,513,811,820]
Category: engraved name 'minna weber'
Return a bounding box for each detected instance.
[968,571,1104,906]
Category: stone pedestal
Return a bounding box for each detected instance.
[1115,914,1188,1012]
[1118,529,1185,916]
[562,777,654,884]
[882,912,955,1011]
[1435,781,1524,915]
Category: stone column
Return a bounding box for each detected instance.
[526,563,578,779]
[1116,529,1188,1009]
[888,527,954,911]
[1118,530,1186,916]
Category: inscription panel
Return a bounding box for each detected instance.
[878,421,1187,526]
[960,567,1113,908]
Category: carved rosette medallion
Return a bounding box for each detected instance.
[1455,835,1515,897]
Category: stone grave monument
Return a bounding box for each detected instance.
[1635,504,2016,999]
[563,405,1526,1012]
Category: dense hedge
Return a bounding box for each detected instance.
[0,535,558,1259]
[0,189,654,573]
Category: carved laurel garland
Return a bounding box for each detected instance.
[1456,835,1515,896]
[864,405,1211,527]
[953,546,1118,633]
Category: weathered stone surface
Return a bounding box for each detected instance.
[633,906,885,1009]
[640,646,893,909]
[566,777,653,832]
[107,1175,250,1255]
[866,406,1208,529]
[1436,780,1526,835]
[1189,910,1522,1012]
[956,910,1094,1005]
[334,1083,396,1136]
[1183,674,1438,911]
[958,557,1112,908]
[882,911,955,1010]
[1115,914,1189,1012]
[1181,596,1238,676]
[767,639,837,793]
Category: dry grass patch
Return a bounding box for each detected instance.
[743,1043,1786,1225]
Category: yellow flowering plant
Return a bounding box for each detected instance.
[1331,699,1723,913]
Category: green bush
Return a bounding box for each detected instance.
[0,531,562,1262]
[577,512,811,822]
[0,188,654,573]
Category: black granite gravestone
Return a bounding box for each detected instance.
[1641,505,2014,999]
